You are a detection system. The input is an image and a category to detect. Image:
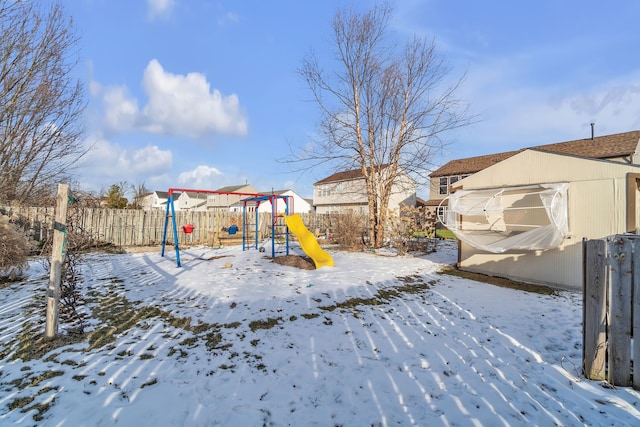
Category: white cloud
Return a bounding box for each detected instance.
[178,165,224,188]
[78,134,173,191]
[96,59,248,139]
[450,59,640,155]
[147,0,175,20]
[101,85,139,133]
[140,59,248,137]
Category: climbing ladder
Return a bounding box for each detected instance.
[242,194,292,258]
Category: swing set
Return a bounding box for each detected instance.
[160,187,293,267]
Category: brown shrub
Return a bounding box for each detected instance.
[0,216,34,280]
[329,212,367,250]
[386,206,438,255]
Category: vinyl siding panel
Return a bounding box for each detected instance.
[454,150,640,289]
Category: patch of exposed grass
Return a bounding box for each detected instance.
[8,395,34,411]
[179,337,198,347]
[204,331,223,351]
[310,275,432,317]
[218,364,235,370]
[9,370,64,390]
[436,229,456,239]
[249,317,282,332]
[223,321,241,329]
[7,383,60,421]
[141,378,158,388]
[438,267,557,295]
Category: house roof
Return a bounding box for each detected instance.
[216,184,253,193]
[315,168,366,185]
[430,130,640,178]
[183,191,208,199]
[430,151,522,178]
[315,164,398,185]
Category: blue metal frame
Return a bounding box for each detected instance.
[161,194,182,267]
[242,194,291,258]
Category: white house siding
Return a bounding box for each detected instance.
[176,192,208,211]
[255,191,311,214]
[314,171,416,215]
[452,149,640,290]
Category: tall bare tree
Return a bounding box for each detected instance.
[130,180,150,209]
[0,0,86,205]
[298,3,473,247]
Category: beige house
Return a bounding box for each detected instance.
[206,184,261,212]
[176,191,208,211]
[438,131,640,290]
[313,166,417,215]
[427,130,640,217]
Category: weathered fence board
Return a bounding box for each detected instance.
[606,237,633,386]
[584,235,640,389]
[2,206,332,248]
[583,239,607,381]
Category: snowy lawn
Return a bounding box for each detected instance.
[1,241,640,426]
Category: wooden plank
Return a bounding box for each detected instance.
[633,237,640,390]
[583,238,608,380]
[607,236,633,386]
[45,184,70,339]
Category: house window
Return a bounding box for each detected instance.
[450,176,460,185]
[439,177,448,195]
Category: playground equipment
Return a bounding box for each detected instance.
[241,194,292,258]
[161,187,266,267]
[284,214,334,269]
[161,188,331,269]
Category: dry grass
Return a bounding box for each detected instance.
[0,219,33,280]
[438,266,557,295]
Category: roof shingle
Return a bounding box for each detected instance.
[430,130,640,177]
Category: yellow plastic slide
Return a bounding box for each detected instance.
[284,214,334,269]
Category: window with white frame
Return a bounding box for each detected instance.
[439,177,448,195]
[439,175,471,195]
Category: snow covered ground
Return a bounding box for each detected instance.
[1,240,640,426]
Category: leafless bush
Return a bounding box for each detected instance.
[40,201,95,334]
[386,205,438,255]
[0,215,34,280]
[329,212,367,250]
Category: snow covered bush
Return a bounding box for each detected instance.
[0,215,33,280]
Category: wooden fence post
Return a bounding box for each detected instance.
[607,237,633,386]
[45,184,70,339]
[633,238,640,390]
[583,238,607,380]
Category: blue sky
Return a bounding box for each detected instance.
[66,0,640,199]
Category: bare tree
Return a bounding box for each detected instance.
[297,3,473,247]
[0,0,86,205]
[130,181,150,209]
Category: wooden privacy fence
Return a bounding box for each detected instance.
[583,235,640,389]
[3,206,333,248]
